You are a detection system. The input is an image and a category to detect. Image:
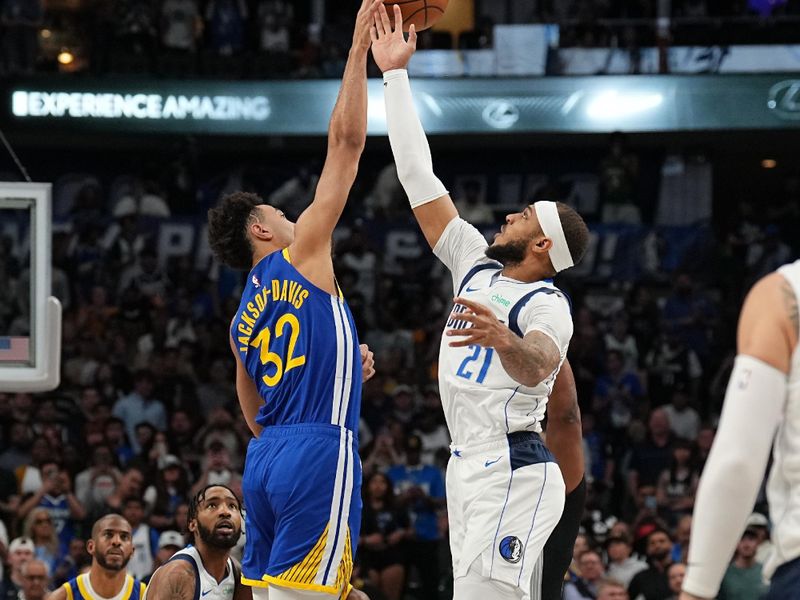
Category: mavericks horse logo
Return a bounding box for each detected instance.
[499,535,523,563]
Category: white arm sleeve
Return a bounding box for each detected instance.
[518,292,573,353]
[432,217,491,289]
[383,69,448,208]
[683,354,786,598]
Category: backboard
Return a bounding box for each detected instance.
[0,182,61,392]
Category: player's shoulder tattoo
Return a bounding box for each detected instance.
[780,277,799,333]
[151,560,196,600]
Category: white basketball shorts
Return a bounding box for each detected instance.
[447,431,565,598]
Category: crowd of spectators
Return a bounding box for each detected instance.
[0,140,799,600]
[3,0,800,78]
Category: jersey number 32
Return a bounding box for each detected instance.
[250,314,306,387]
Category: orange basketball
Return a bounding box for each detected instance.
[384,0,449,32]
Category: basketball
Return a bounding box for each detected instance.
[384,0,449,32]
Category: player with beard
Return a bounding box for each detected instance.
[144,485,247,600]
[50,514,145,600]
[371,6,590,599]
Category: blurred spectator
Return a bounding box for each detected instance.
[454,180,493,224]
[89,466,145,524]
[143,455,190,530]
[599,133,640,224]
[17,462,86,558]
[268,163,319,212]
[718,531,768,600]
[74,445,121,515]
[744,512,773,566]
[124,497,159,581]
[0,0,43,76]
[665,562,686,600]
[17,559,49,600]
[661,273,715,361]
[17,438,53,496]
[190,441,242,496]
[645,334,703,407]
[104,418,135,468]
[1,537,34,600]
[359,472,411,600]
[0,422,33,472]
[363,431,403,475]
[114,0,157,56]
[628,529,673,600]
[606,535,648,588]
[694,425,715,473]
[671,515,692,564]
[21,509,61,575]
[112,370,168,453]
[565,549,606,599]
[117,247,171,303]
[205,0,249,56]
[598,579,630,600]
[52,538,89,587]
[387,434,445,600]
[661,388,700,442]
[593,350,645,433]
[143,530,184,583]
[655,440,698,526]
[257,2,291,53]
[412,386,450,467]
[604,315,639,373]
[195,359,236,418]
[161,0,202,52]
[627,410,674,498]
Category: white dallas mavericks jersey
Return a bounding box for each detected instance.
[433,218,574,445]
[166,547,236,600]
[766,259,800,577]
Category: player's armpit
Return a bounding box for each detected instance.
[147,561,197,600]
[737,272,798,374]
[412,195,459,249]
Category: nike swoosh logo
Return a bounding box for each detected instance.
[201,591,213,597]
[465,286,482,292]
[485,457,502,468]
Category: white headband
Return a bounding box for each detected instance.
[534,201,574,273]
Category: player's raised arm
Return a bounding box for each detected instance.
[288,0,381,278]
[372,4,457,249]
[680,272,796,600]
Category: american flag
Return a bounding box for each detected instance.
[0,337,29,362]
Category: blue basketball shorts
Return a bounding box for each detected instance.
[241,424,361,598]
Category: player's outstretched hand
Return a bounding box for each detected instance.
[360,343,375,382]
[353,0,383,52]
[447,297,513,350]
[370,3,417,72]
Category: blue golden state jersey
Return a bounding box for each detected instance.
[230,248,362,433]
[62,574,145,600]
